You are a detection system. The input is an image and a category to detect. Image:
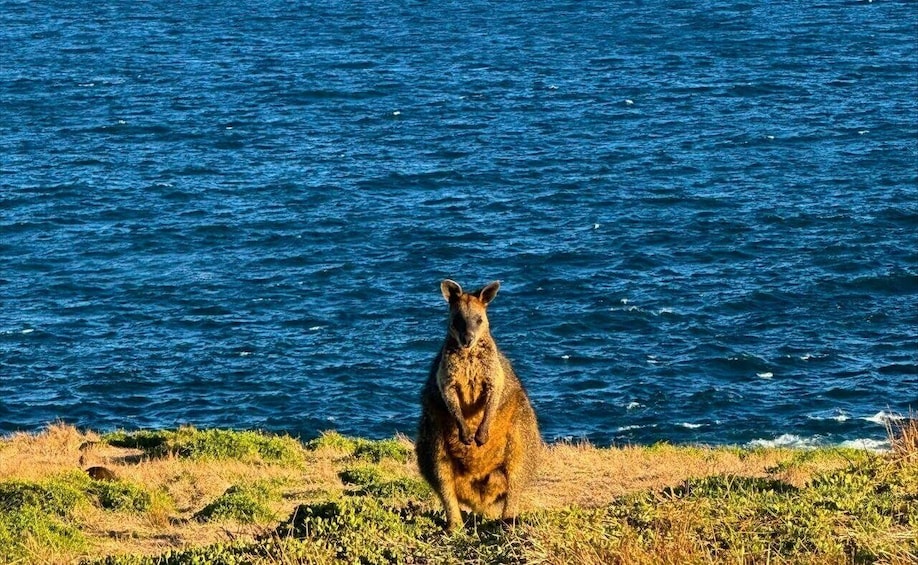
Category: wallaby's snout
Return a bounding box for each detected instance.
[449,304,485,349]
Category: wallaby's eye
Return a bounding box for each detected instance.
[474,316,483,325]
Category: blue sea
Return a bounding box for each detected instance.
[2,1,916,449]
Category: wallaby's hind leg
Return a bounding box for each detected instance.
[502,481,522,520]
[502,404,540,522]
[434,454,463,530]
[501,439,525,521]
[417,413,464,531]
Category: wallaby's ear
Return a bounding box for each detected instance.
[441,279,462,302]
[478,281,500,305]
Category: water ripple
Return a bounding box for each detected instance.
[1,0,915,447]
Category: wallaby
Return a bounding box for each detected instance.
[416,279,541,530]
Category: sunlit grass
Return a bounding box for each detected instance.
[102,426,305,465]
[0,422,914,564]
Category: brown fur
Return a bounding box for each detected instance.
[416,279,541,530]
[86,466,118,481]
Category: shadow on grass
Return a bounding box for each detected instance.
[664,475,799,498]
[273,498,531,564]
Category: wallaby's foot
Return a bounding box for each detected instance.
[498,515,520,531]
[445,511,464,532]
[502,496,520,523]
[441,492,464,532]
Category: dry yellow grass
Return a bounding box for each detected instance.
[530,441,795,509]
[888,414,918,462]
[0,422,906,564]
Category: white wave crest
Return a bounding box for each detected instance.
[799,353,823,361]
[838,438,890,452]
[808,411,850,422]
[746,434,821,449]
[746,434,890,452]
[863,411,905,425]
[609,304,676,317]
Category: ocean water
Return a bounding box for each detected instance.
[2,0,916,449]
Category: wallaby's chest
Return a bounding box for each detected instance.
[440,348,496,407]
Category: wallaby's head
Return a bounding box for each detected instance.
[440,279,500,349]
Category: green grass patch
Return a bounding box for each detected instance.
[276,496,539,564]
[339,464,431,500]
[338,464,384,487]
[89,480,153,512]
[525,456,917,563]
[645,457,914,560]
[103,426,304,464]
[92,497,527,565]
[0,473,89,516]
[90,536,336,565]
[277,497,440,564]
[0,473,91,561]
[194,483,279,524]
[306,431,411,463]
[766,446,874,474]
[0,472,171,561]
[354,438,412,463]
[0,504,86,563]
[304,430,360,452]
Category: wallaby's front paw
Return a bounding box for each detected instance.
[474,427,489,446]
[458,427,474,445]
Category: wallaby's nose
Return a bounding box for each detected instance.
[459,335,474,348]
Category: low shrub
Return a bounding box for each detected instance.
[194,483,277,524]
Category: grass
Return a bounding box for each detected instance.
[0,474,89,563]
[102,427,305,465]
[0,422,915,564]
[0,471,163,563]
[305,431,413,463]
[194,482,280,524]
